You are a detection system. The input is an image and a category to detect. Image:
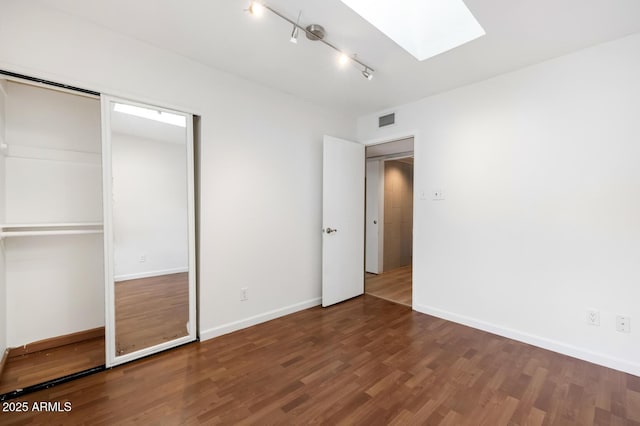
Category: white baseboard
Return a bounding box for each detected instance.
[200,298,322,341]
[414,303,640,377]
[115,267,189,282]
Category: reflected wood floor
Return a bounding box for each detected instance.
[115,272,189,356]
[3,295,640,425]
[0,337,104,395]
[365,264,412,306]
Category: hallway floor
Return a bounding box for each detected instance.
[365,264,412,306]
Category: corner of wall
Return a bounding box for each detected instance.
[200,298,321,341]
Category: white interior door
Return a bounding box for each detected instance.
[365,160,383,274]
[322,135,365,307]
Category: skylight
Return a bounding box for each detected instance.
[113,103,186,127]
[339,0,485,61]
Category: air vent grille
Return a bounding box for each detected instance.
[378,113,395,128]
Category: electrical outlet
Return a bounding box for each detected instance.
[616,315,630,333]
[586,309,600,326]
[240,288,248,301]
[139,254,146,263]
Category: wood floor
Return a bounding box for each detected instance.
[365,264,412,306]
[115,272,189,355]
[0,337,104,395]
[2,295,639,425]
[0,273,188,395]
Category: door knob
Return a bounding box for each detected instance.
[324,227,338,234]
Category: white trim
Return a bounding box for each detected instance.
[200,298,322,341]
[101,95,116,367]
[186,113,197,344]
[360,130,420,147]
[108,335,194,367]
[114,267,189,282]
[414,303,640,377]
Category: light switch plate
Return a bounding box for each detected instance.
[616,315,630,333]
[432,190,445,200]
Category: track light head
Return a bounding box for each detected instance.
[290,11,302,44]
[290,25,299,44]
[362,67,373,80]
[248,1,264,17]
[338,53,349,66]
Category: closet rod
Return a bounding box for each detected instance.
[0,230,103,238]
[0,69,100,97]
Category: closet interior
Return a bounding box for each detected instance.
[0,78,105,396]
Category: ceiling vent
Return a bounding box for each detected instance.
[378,113,395,128]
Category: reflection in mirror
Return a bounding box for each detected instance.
[109,101,190,356]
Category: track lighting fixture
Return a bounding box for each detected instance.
[246,1,374,80]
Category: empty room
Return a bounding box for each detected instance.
[0,0,639,424]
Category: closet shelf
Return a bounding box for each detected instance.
[0,222,103,239]
[1,222,103,229]
[3,144,101,164]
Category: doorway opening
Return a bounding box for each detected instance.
[364,137,414,307]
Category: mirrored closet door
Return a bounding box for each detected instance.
[101,96,196,367]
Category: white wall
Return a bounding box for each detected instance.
[357,33,640,375]
[0,1,355,340]
[4,82,103,223]
[0,79,7,356]
[3,81,104,347]
[112,133,188,280]
[5,235,105,346]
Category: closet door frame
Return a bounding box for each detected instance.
[101,95,197,368]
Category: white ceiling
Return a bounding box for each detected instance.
[39,0,640,116]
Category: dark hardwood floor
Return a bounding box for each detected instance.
[365,265,412,306]
[115,272,189,355]
[0,273,188,396]
[0,337,104,395]
[2,295,639,425]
